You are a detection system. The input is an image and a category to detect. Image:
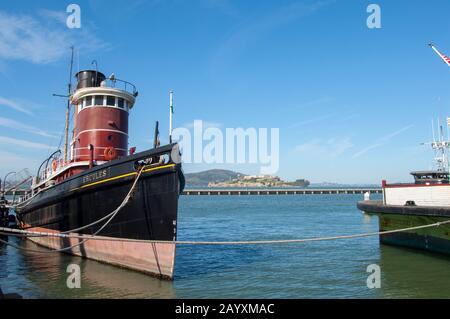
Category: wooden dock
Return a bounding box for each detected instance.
[182,188,382,196]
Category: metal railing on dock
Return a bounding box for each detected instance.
[182,188,382,196]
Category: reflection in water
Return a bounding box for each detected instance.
[0,235,8,244]
[379,245,450,298]
[16,239,176,298]
[362,213,372,224]
[2,195,450,298]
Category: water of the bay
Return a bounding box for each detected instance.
[1,194,450,298]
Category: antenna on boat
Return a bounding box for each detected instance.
[446,117,450,173]
[432,119,436,142]
[169,90,174,144]
[91,60,98,86]
[423,117,450,172]
[63,46,75,163]
[438,118,441,142]
[447,117,450,143]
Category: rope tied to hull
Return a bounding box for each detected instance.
[1,217,450,248]
[2,162,449,251]
[0,165,146,253]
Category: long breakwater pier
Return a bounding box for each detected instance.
[182,188,382,196]
[5,188,382,198]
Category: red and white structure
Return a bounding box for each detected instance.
[70,70,136,164]
[31,71,138,189]
[383,175,450,207]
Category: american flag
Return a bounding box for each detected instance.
[429,43,450,67]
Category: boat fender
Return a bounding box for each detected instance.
[104,147,117,160]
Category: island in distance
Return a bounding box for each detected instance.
[184,169,310,188]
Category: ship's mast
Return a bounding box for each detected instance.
[169,90,173,144]
[424,119,450,172]
[64,46,75,163]
[427,43,450,172]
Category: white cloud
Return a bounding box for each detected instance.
[0,96,33,115]
[0,10,108,64]
[0,135,52,150]
[289,114,334,129]
[0,117,58,138]
[201,0,240,17]
[289,112,359,129]
[211,0,335,67]
[291,97,335,110]
[352,125,413,158]
[182,120,223,129]
[0,150,27,162]
[292,137,353,158]
[0,149,41,185]
[38,9,67,24]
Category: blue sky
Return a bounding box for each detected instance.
[1,0,450,184]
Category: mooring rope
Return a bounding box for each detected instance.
[1,218,449,249]
[0,166,145,253]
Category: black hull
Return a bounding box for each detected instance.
[15,144,184,278]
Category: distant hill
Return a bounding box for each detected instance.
[185,169,245,187]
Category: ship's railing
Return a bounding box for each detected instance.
[81,78,138,96]
[34,158,66,187]
[18,191,32,203]
[104,78,137,95]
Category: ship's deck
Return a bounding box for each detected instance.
[358,200,450,217]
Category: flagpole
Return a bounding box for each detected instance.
[429,43,441,56]
[169,90,173,144]
[428,42,450,67]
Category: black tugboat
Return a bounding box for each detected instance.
[14,64,184,279]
